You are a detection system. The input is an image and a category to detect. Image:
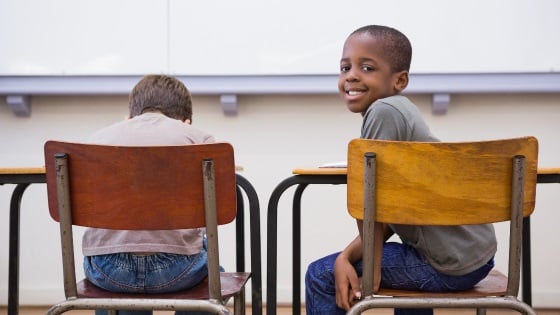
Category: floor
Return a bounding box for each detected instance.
[1,306,559,315]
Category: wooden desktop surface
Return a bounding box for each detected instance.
[293,167,560,176]
[1,166,555,176]
[0,167,46,174]
[0,166,244,174]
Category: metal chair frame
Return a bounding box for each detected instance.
[44,141,250,315]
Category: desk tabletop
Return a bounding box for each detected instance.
[0,166,244,175]
[293,167,560,176]
[292,168,347,175]
[0,167,46,174]
[537,167,560,174]
[0,166,557,176]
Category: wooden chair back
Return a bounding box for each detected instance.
[348,137,538,224]
[45,141,237,229]
[346,137,538,298]
[44,141,244,315]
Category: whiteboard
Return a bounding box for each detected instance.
[0,0,168,75]
[1,0,559,76]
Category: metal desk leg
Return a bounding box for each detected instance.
[267,175,346,315]
[236,174,263,315]
[236,187,246,271]
[8,183,31,315]
[267,176,301,315]
[266,187,281,315]
[292,184,308,315]
[522,216,532,306]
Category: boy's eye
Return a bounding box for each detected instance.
[340,65,350,73]
[361,65,374,71]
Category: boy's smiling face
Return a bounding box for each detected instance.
[338,33,408,115]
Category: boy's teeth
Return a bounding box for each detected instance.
[348,91,362,96]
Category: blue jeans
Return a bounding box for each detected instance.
[305,242,494,315]
[84,241,213,315]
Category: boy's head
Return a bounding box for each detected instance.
[351,25,412,73]
[129,75,193,122]
[338,25,411,114]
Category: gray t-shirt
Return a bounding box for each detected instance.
[361,95,497,276]
[82,112,215,256]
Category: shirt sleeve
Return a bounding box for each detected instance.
[361,102,408,140]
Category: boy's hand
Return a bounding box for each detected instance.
[334,254,361,310]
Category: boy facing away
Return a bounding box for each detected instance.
[83,75,215,315]
[305,25,497,315]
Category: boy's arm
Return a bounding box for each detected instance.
[336,220,393,311]
[334,219,364,310]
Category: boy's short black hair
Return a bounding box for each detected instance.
[351,25,412,73]
[129,75,192,122]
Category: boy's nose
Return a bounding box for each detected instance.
[344,67,360,81]
[345,72,359,81]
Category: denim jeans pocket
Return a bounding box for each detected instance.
[84,251,209,294]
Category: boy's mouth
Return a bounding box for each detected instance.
[347,90,365,96]
[345,88,367,97]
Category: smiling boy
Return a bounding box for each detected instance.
[305,25,497,315]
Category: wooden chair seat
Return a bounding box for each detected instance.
[77,272,251,300]
[376,270,507,298]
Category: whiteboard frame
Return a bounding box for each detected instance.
[2,73,560,95]
[2,73,560,116]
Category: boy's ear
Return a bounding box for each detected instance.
[393,71,409,93]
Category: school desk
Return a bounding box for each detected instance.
[0,167,263,315]
[266,167,560,315]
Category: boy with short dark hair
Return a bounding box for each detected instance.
[305,25,496,315]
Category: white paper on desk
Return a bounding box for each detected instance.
[318,161,347,168]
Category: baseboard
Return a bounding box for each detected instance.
[533,290,560,308]
[274,287,560,309]
[1,287,558,308]
[0,287,63,305]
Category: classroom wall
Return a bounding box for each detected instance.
[2,0,560,75]
[0,92,559,308]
